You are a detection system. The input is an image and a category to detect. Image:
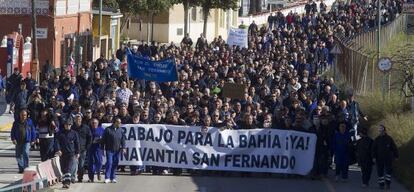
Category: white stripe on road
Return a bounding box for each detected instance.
[322,177,336,192]
[0,144,14,153]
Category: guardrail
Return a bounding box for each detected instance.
[0,178,48,192]
[0,156,62,192]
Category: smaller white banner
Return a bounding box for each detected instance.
[227,28,248,48]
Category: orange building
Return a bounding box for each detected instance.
[0,0,93,75]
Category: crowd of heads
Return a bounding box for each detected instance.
[7,0,402,134]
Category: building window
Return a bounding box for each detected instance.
[191,7,197,21]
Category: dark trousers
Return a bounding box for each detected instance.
[39,138,54,162]
[360,162,372,185]
[314,150,329,176]
[377,159,393,187]
[88,147,103,181]
[335,163,349,179]
[60,155,74,185]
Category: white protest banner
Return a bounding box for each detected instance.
[104,124,317,175]
[227,28,248,48]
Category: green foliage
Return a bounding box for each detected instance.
[138,0,175,14]
[360,91,414,192]
[200,0,239,14]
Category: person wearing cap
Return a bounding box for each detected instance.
[372,125,399,190]
[356,127,373,188]
[55,118,80,189]
[71,114,92,183]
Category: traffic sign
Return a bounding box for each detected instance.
[377,57,393,72]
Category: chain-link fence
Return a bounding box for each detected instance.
[334,15,406,95]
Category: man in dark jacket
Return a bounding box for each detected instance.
[6,68,22,113]
[55,118,80,189]
[14,82,29,120]
[356,128,373,187]
[71,114,92,182]
[10,109,36,173]
[101,117,126,184]
[372,125,399,190]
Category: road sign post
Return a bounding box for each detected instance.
[330,44,342,81]
[378,57,393,101]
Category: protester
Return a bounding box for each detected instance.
[333,123,351,182]
[6,68,22,114]
[372,125,399,190]
[55,118,80,189]
[5,0,403,186]
[88,118,105,182]
[356,127,373,188]
[10,109,36,173]
[101,117,126,184]
[72,114,92,183]
[37,109,57,161]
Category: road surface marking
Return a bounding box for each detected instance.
[0,144,14,153]
[322,177,336,192]
[0,122,13,131]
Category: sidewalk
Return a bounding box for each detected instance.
[0,95,41,189]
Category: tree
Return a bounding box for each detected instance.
[175,0,200,35]
[92,0,174,40]
[138,0,175,42]
[92,0,142,33]
[200,0,239,37]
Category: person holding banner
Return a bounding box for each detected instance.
[101,117,126,184]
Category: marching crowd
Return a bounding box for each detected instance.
[7,0,400,190]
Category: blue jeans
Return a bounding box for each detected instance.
[71,150,87,181]
[105,150,119,180]
[15,143,30,172]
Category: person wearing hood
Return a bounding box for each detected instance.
[55,118,80,189]
[372,125,398,190]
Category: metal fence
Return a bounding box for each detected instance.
[334,15,406,95]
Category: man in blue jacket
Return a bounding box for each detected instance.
[101,117,126,184]
[10,109,36,173]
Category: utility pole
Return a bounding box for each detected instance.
[98,0,102,55]
[31,0,39,81]
[377,0,384,101]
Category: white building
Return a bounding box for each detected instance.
[123,4,239,43]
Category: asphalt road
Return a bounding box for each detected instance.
[50,167,408,192]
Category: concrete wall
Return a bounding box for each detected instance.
[239,0,335,25]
